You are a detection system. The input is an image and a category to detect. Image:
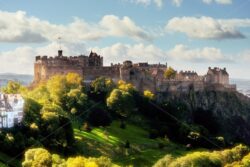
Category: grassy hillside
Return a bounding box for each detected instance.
[74,121,188,166]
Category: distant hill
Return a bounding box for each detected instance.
[0,73,33,87]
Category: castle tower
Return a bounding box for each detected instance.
[58,50,63,57]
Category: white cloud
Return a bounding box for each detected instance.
[92,43,167,64]
[154,0,164,7]
[239,50,250,62]
[0,42,243,75]
[92,43,233,65]
[0,47,36,74]
[167,44,232,62]
[172,0,183,7]
[0,42,87,74]
[0,10,152,43]
[203,0,232,5]
[100,15,152,41]
[166,16,248,40]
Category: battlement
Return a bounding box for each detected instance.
[35,50,103,67]
[33,50,235,94]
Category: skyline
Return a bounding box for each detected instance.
[0,0,249,79]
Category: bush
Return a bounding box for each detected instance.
[154,152,221,167]
[219,144,249,164]
[67,156,86,167]
[22,148,52,167]
[88,156,113,167]
[154,144,250,167]
[154,155,174,167]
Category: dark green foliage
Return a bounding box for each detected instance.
[87,107,112,127]
[22,98,42,127]
[125,140,130,148]
[90,77,115,102]
[194,108,219,135]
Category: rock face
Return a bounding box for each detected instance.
[157,90,250,144]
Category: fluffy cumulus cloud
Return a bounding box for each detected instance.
[0,42,87,74]
[172,0,183,7]
[166,16,250,40]
[0,10,152,43]
[203,0,232,5]
[92,43,167,64]
[0,41,244,74]
[100,15,152,41]
[167,44,232,62]
[91,43,234,64]
[0,47,36,74]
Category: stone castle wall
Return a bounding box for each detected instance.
[33,50,236,94]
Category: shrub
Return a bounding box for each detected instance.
[66,156,86,167]
[22,148,52,167]
[242,153,250,166]
[88,156,112,167]
[218,144,249,164]
[154,152,221,167]
[154,155,174,167]
[154,144,250,167]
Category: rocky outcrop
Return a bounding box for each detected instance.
[157,90,250,144]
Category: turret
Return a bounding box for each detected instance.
[58,50,63,57]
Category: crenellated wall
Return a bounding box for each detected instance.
[33,50,236,94]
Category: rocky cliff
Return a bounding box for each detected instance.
[157,90,250,145]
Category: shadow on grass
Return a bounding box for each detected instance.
[74,121,188,166]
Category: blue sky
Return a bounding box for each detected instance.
[0,0,250,79]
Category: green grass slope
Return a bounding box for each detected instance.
[74,121,187,166]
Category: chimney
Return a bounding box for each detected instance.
[58,50,63,57]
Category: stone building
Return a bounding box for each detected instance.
[0,93,24,128]
[176,71,199,81]
[205,67,229,85]
[33,50,235,93]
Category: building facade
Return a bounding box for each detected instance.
[0,93,24,128]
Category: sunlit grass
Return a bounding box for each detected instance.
[74,120,188,166]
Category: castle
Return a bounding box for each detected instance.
[34,50,236,93]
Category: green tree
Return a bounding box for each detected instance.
[1,80,26,94]
[91,77,115,96]
[66,88,88,115]
[107,89,135,118]
[164,67,177,79]
[23,98,42,127]
[22,148,52,167]
[143,90,155,100]
[66,73,83,90]
[118,80,136,94]
[26,83,51,105]
[46,75,67,105]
